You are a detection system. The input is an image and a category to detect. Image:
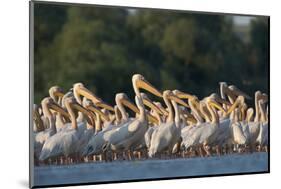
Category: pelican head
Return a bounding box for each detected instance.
[132,74,162,97]
[116,93,131,104]
[115,92,158,124]
[255,90,262,98]
[73,82,114,111]
[49,86,64,100]
[163,90,189,107]
[116,93,139,114]
[73,83,101,103]
[84,99,109,122]
[41,97,71,123]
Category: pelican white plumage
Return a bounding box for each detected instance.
[106,74,162,156]
[82,93,139,157]
[177,92,231,156]
[209,95,247,154]
[131,93,164,158]
[179,96,205,154]
[148,90,189,157]
[77,99,111,158]
[34,97,69,161]
[195,96,228,156]
[143,100,166,149]
[217,83,251,153]
[244,91,264,150]
[48,86,68,130]
[229,106,247,146]
[173,90,210,155]
[39,97,95,162]
[34,75,268,164]
[256,94,268,151]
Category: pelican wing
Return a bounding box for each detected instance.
[39,129,79,160]
[109,119,148,151]
[149,122,181,156]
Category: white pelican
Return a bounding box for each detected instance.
[131,93,164,159]
[256,95,268,151]
[195,96,228,156]
[217,96,249,154]
[48,86,68,130]
[143,101,167,150]
[178,95,205,155]
[177,92,233,156]
[244,91,264,151]
[34,97,69,161]
[78,99,111,161]
[229,107,247,147]
[39,97,95,163]
[148,90,189,157]
[173,91,214,156]
[201,94,243,155]
[82,92,143,158]
[106,74,162,158]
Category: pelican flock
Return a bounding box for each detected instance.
[32,74,268,165]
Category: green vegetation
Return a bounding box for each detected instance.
[34,3,269,105]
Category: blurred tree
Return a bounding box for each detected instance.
[34,3,67,102]
[33,3,269,107]
[248,17,269,93]
[38,6,131,104]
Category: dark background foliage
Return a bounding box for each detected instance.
[33,3,269,106]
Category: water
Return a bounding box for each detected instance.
[32,152,268,187]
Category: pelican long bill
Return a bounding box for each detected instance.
[121,97,159,124]
[173,90,194,100]
[226,96,244,115]
[74,84,102,104]
[136,78,162,97]
[229,85,251,100]
[168,93,189,107]
[87,105,110,122]
[95,101,115,112]
[72,103,95,126]
[49,102,71,122]
[141,93,163,115]
[208,100,226,113]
